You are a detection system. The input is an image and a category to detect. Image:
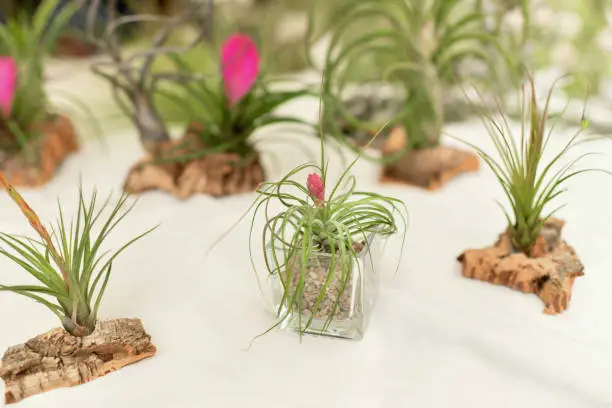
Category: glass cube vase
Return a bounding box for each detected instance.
[268,233,384,340]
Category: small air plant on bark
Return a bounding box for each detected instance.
[457,75,599,315]
[85,0,233,198]
[319,0,514,190]
[140,33,312,198]
[0,0,87,186]
[0,171,157,404]
[239,132,408,340]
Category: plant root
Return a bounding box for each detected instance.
[0,318,156,404]
[380,127,479,190]
[457,218,584,314]
[0,115,78,187]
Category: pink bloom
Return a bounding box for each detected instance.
[0,57,16,117]
[221,34,259,106]
[307,173,324,206]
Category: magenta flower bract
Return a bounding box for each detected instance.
[307,173,325,206]
[221,34,260,106]
[0,57,17,117]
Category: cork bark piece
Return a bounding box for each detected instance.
[457,218,584,314]
[379,127,479,190]
[0,318,156,405]
[0,115,78,187]
[52,36,98,58]
[124,126,265,199]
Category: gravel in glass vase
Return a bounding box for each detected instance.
[268,232,384,340]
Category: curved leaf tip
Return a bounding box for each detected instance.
[221,34,260,106]
[0,57,16,117]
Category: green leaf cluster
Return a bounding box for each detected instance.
[0,187,156,336]
[154,47,314,163]
[463,76,596,255]
[247,133,408,337]
[318,0,511,161]
[0,0,78,153]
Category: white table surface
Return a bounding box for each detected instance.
[1,89,612,408]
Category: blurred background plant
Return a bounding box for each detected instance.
[314,0,516,162]
[153,33,313,164]
[0,0,77,159]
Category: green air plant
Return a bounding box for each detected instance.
[127,33,313,198]
[0,0,78,155]
[0,170,156,337]
[462,75,594,256]
[316,0,513,189]
[216,128,408,340]
[455,75,600,315]
[156,33,312,163]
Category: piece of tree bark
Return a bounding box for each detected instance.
[124,129,265,199]
[379,127,479,190]
[0,115,78,187]
[52,35,98,58]
[0,318,156,405]
[457,218,584,314]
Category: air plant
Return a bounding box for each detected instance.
[0,171,156,336]
[460,75,595,255]
[318,0,512,159]
[0,0,79,156]
[155,33,312,163]
[85,0,214,156]
[242,130,408,337]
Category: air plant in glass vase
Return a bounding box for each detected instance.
[242,133,407,340]
[128,33,312,198]
[0,172,157,404]
[0,0,85,186]
[319,0,514,190]
[457,76,598,315]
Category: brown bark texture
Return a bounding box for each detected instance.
[0,318,156,405]
[380,127,479,190]
[457,218,584,315]
[0,115,78,187]
[124,124,265,198]
[52,36,98,58]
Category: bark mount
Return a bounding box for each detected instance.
[0,115,78,187]
[123,126,265,198]
[457,218,584,314]
[380,127,479,190]
[0,318,156,404]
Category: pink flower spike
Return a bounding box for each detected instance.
[221,34,260,106]
[307,173,325,206]
[0,57,17,117]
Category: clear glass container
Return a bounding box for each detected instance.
[268,232,384,340]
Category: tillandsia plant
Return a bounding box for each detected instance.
[117,28,313,198]
[461,75,594,256]
[456,75,598,315]
[0,171,156,336]
[87,1,293,197]
[0,0,78,155]
[318,0,513,155]
[311,0,519,190]
[156,33,312,162]
[85,0,215,156]
[245,132,408,340]
[0,171,158,404]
